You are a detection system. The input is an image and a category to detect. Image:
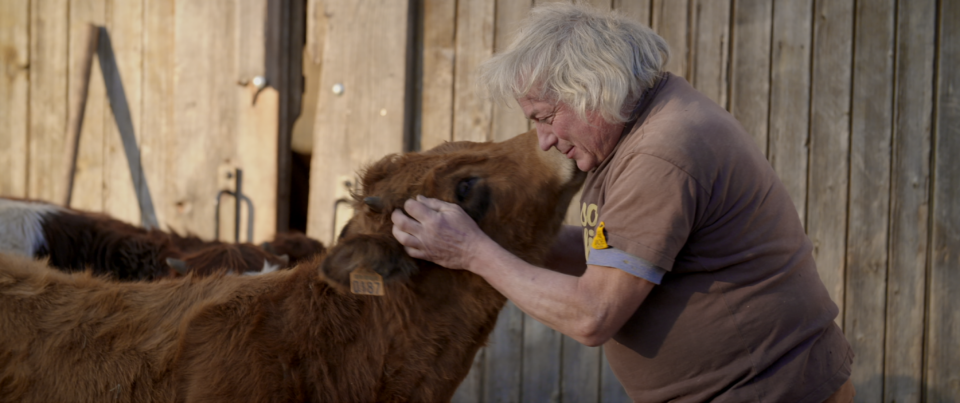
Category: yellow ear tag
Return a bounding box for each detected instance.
[592,221,610,250]
[350,267,385,296]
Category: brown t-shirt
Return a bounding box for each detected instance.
[580,73,853,402]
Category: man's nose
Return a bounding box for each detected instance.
[536,125,557,151]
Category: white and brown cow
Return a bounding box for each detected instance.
[0,130,584,402]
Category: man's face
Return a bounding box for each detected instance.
[517,95,624,172]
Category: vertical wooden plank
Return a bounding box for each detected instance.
[599,350,630,403]
[845,1,895,400]
[235,0,277,244]
[420,0,456,150]
[452,0,495,142]
[482,302,525,403]
[140,0,175,234]
[236,86,279,244]
[807,0,853,325]
[172,0,238,239]
[68,0,107,214]
[651,0,690,79]
[101,0,144,225]
[306,0,410,245]
[927,1,960,400]
[584,0,611,10]
[885,1,936,401]
[0,0,30,197]
[614,0,651,26]
[689,0,730,107]
[489,0,532,143]
[729,0,771,153]
[561,336,600,403]
[28,0,70,202]
[453,346,485,403]
[524,316,562,403]
[768,0,811,225]
[478,2,535,400]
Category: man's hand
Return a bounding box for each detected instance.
[390,195,488,270]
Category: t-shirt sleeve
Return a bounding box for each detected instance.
[586,246,667,284]
[599,153,703,271]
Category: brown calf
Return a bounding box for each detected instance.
[0,197,301,279]
[0,130,584,402]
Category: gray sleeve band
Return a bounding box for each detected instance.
[587,246,666,285]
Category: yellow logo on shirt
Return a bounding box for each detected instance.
[591,221,609,250]
[581,202,600,260]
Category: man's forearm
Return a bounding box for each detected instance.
[465,235,652,346]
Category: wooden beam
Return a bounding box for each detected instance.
[846,0,896,399]
[807,0,853,326]
[140,0,176,234]
[927,0,960,399]
[768,0,811,226]
[420,0,457,150]
[729,0,771,154]
[0,0,30,197]
[28,0,70,202]
[651,0,690,80]
[306,0,410,246]
[689,0,730,107]
[173,0,239,239]
[452,0,495,142]
[885,1,936,401]
[103,0,146,226]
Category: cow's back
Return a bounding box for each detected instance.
[0,253,285,402]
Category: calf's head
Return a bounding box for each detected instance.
[321,129,585,290]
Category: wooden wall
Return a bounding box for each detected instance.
[0,0,280,244]
[2,0,958,402]
[306,0,958,402]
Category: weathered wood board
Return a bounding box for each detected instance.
[306,0,411,246]
[0,1,30,198]
[885,1,936,401]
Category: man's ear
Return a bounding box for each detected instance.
[319,233,419,290]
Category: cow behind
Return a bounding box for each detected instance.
[0,130,584,402]
[0,197,301,279]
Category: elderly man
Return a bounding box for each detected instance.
[392,3,854,402]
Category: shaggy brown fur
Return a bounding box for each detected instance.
[0,130,585,402]
[260,231,327,264]
[0,198,298,279]
[37,209,184,280]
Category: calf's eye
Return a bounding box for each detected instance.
[456,177,480,202]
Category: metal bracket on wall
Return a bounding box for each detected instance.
[215,168,255,243]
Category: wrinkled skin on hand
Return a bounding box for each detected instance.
[391,195,486,271]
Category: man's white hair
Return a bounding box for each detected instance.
[477,2,670,124]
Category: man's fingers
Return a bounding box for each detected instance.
[403,198,440,221]
[404,246,427,260]
[391,224,422,250]
[415,195,453,211]
[391,208,420,231]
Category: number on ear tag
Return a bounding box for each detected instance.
[592,221,610,250]
[350,267,385,296]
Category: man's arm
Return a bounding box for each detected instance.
[391,196,653,346]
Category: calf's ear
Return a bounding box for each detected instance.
[166,257,190,275]
[319,233,419,290]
